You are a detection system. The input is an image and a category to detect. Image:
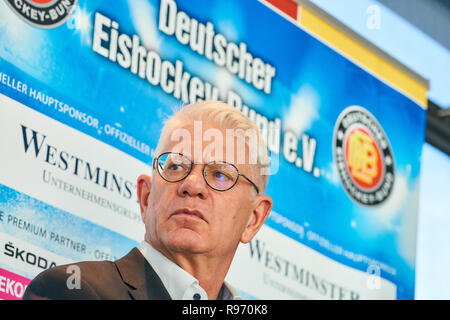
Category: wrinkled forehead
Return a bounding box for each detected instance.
[158,122,257,166]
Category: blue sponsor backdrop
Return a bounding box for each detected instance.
[0,0,426,299]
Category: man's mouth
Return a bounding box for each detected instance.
[171,208,206,222]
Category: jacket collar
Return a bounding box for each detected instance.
[114,247,172,300]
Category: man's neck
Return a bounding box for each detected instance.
[149,240,233,300]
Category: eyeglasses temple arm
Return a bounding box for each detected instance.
[240,174,260,195]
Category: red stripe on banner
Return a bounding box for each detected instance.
[265,0,298,20]
[0,267,31,300]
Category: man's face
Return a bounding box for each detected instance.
[139,121,267,258]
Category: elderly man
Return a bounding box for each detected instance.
[23,100,273,300]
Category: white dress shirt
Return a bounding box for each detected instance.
[138,241,240,300]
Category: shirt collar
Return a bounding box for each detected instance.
[138,241,240,300]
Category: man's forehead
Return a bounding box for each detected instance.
[159,149,252,166]
[161,122,257,165]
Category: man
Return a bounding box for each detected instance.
[23,100,273,300]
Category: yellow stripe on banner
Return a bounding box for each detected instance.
[298,6,428,109]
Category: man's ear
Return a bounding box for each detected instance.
[137,174,152,222]
[240,195,273,244]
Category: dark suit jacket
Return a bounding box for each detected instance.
[23,247,172,300]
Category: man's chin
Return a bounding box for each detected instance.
[163,229,209,254]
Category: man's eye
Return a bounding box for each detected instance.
[213,170,232,180]
[168,164,183,171]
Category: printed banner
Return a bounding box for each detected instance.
[0,0,426,299]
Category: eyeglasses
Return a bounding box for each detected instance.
[152,152,260,194]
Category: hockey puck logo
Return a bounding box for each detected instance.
[5,0,78,29]
[333,106,394,206]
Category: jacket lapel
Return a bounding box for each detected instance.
[114,247,172,300]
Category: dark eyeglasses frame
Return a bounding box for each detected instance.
[152,152,260,194]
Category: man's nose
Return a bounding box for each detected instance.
[177,165,209,199]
